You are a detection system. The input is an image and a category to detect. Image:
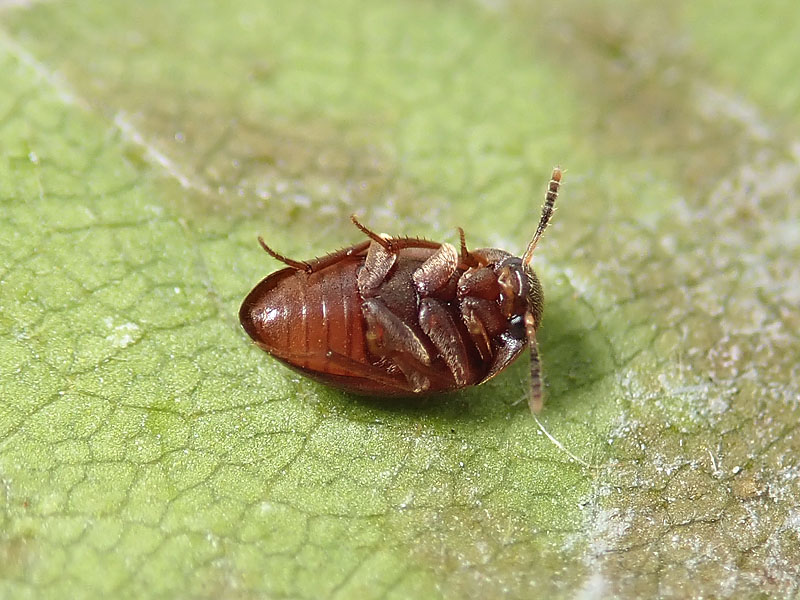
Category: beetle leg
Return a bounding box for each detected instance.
[323,350,417,392]
[389,354,431,393]
[257,237,313,273]
[362,298,452,392]
[457,267,501,300]
[388,349,465,392]
[362,298,431,366]
[357,240,396,296]
[256,237,373,274]
[460,301,493,363]
[419,298,474,387]
[460,297,507,340]
[413,243,458,297]
[470,248,512,266]
[483,331,525,381]
[457,227,479,268]
[269,348,417,393]
[350,215,394,251]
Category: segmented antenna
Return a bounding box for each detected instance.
[522,167,562,266]
[526,317,544,414]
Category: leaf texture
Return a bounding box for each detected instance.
[1,1,799,598]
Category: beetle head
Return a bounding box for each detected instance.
[495,257,543,340]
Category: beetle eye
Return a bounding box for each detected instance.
[508,314,525,339]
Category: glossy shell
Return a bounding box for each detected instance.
[239,239,512,395]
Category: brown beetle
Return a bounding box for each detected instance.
[240,168,561,413]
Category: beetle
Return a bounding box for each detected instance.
[239,168,561,413]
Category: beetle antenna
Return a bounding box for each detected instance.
[525,312,544,414]
[522,167,562,266]
[521,314,599,470]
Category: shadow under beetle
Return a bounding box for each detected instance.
[240,168,562,413]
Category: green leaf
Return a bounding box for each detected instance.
[1,1,799,598]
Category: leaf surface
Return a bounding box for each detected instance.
[1,1,799,598]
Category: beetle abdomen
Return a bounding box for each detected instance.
[239,257,367,376]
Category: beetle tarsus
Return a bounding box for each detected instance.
[350,214,394,251]
[457,227,478,267]
[258,236,313,273]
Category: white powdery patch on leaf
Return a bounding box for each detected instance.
[103,317,141,349]
[569,482,634,597]
[767,465,800,504]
